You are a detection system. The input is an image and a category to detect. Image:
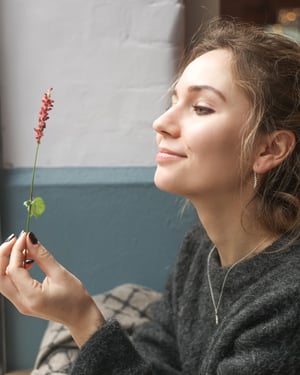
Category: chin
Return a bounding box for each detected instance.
[154,168,183,196]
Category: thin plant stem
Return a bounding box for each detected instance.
[25,142,40,233]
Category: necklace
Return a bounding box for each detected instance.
[207,238,268,326]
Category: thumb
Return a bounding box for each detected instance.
[26,232,63,278]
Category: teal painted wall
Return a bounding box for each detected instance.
[1,167,197,371]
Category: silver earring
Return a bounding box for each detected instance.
[253,172,258,189]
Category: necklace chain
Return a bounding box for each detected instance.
[207,238,268,326]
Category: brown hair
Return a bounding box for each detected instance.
[182,18,300,240]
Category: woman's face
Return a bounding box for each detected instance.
[153,49,251,202]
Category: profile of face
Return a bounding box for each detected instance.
[153,49,251,203]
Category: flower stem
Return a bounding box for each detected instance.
[25,142,40,233]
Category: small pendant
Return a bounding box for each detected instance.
[215,314,219,325]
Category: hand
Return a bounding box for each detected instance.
[0,232,105,347]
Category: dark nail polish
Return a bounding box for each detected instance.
[24,259,35,265]
[4,234,15,242]
[29,232,38,245]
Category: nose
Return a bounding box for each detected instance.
[152,106,180,138]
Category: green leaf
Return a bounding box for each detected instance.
[31,197,46,218]
[23,197,46,218]
[23,197,44,218]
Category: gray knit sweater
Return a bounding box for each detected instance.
[71,223,300,374]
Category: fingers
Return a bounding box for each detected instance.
[7,232,62,282]
[0,233,24,306]
[0,233,16,276]
[25,232,64,278]
[6,232,27,269]
[24,258,35,270]
[6,232,36,289]
[1,231,96,328]
[5,232,64,316]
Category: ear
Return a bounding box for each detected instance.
[253,130,296,174]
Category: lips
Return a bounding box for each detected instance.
[159,147,184,156]
[156,147,186,162]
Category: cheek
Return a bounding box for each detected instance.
[187,125,237,150]
[186,124,242,168]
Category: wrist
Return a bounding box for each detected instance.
[68,299,105,348]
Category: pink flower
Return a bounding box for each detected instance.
[34,88,54,143]
[24,88,55,234]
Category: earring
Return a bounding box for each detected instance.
[253,171,258,189]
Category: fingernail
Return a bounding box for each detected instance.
[29,232,38,245]
[24,259,35,265]
[4,234,15,242]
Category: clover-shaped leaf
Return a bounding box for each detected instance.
[24,197,46,218]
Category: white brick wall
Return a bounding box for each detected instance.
[0,0,185,167]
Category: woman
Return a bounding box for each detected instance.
[1,18,300,374]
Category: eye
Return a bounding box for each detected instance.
[192,105,214,116]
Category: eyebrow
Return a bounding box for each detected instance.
[172,85,226,102]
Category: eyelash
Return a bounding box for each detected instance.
[192,105,214,116]
[166,103,215,116]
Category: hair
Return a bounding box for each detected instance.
[181,18,300,241]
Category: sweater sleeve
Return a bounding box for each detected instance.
[70,279,181,374]
[70,279,182,374]
[71,272,182,374]
[70,319,152,374]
